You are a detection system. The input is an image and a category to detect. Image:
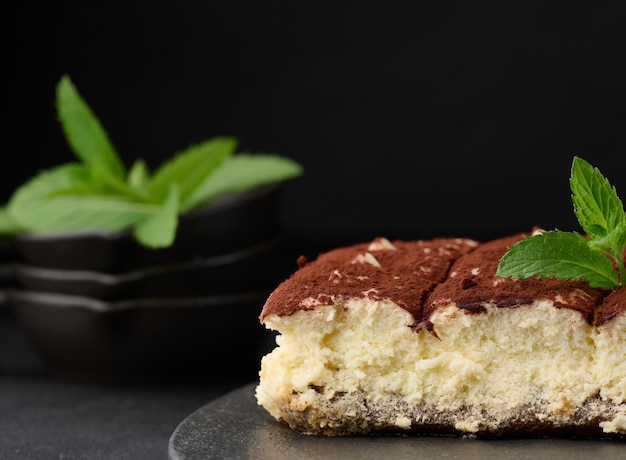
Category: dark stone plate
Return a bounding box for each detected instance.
[169,383,625,460]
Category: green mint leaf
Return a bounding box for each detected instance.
[133,185,180,248]
[183,153,304,212]
[496,230,619,289]
[128,159,150,191]
[614,222,626,252]
[11,194,157,234]
[56,75,127,181]
[0,207,24,235]
[2,74,304,250]
[147,136,236,206]
[588,221,626,256]
[84,163,142,200]
[8,162,91,206]
[6,164,155,233]
[498,157,625,288]
[570,156,626,240]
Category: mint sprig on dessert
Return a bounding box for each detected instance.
[0,75,303,248]
[496,157,626,289]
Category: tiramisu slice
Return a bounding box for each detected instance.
[255,232,625,438]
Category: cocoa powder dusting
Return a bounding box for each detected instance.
[597,285,626,325]
[296,255,308,269]
[425,232,603,325]
[259,237,478,322]
[260,233,624,327]
[598,249,626,324]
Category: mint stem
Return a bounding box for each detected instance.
[615,254,626,287]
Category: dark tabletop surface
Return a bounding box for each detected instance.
[0,307,255,460]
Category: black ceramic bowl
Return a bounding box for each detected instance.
[13,185,281,273]
[8,289,275,382]
[0,237,19,293]
[13,237,280,300]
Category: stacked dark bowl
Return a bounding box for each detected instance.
[5,185,282,382]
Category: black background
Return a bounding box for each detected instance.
[8,1,626,267]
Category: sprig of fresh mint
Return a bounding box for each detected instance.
[496,157,626,289]
[0,75,303,248]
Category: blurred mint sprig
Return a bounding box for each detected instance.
[0,75,303,248]
[496,157,626,289]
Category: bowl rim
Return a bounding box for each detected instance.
[13,236,279,284]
